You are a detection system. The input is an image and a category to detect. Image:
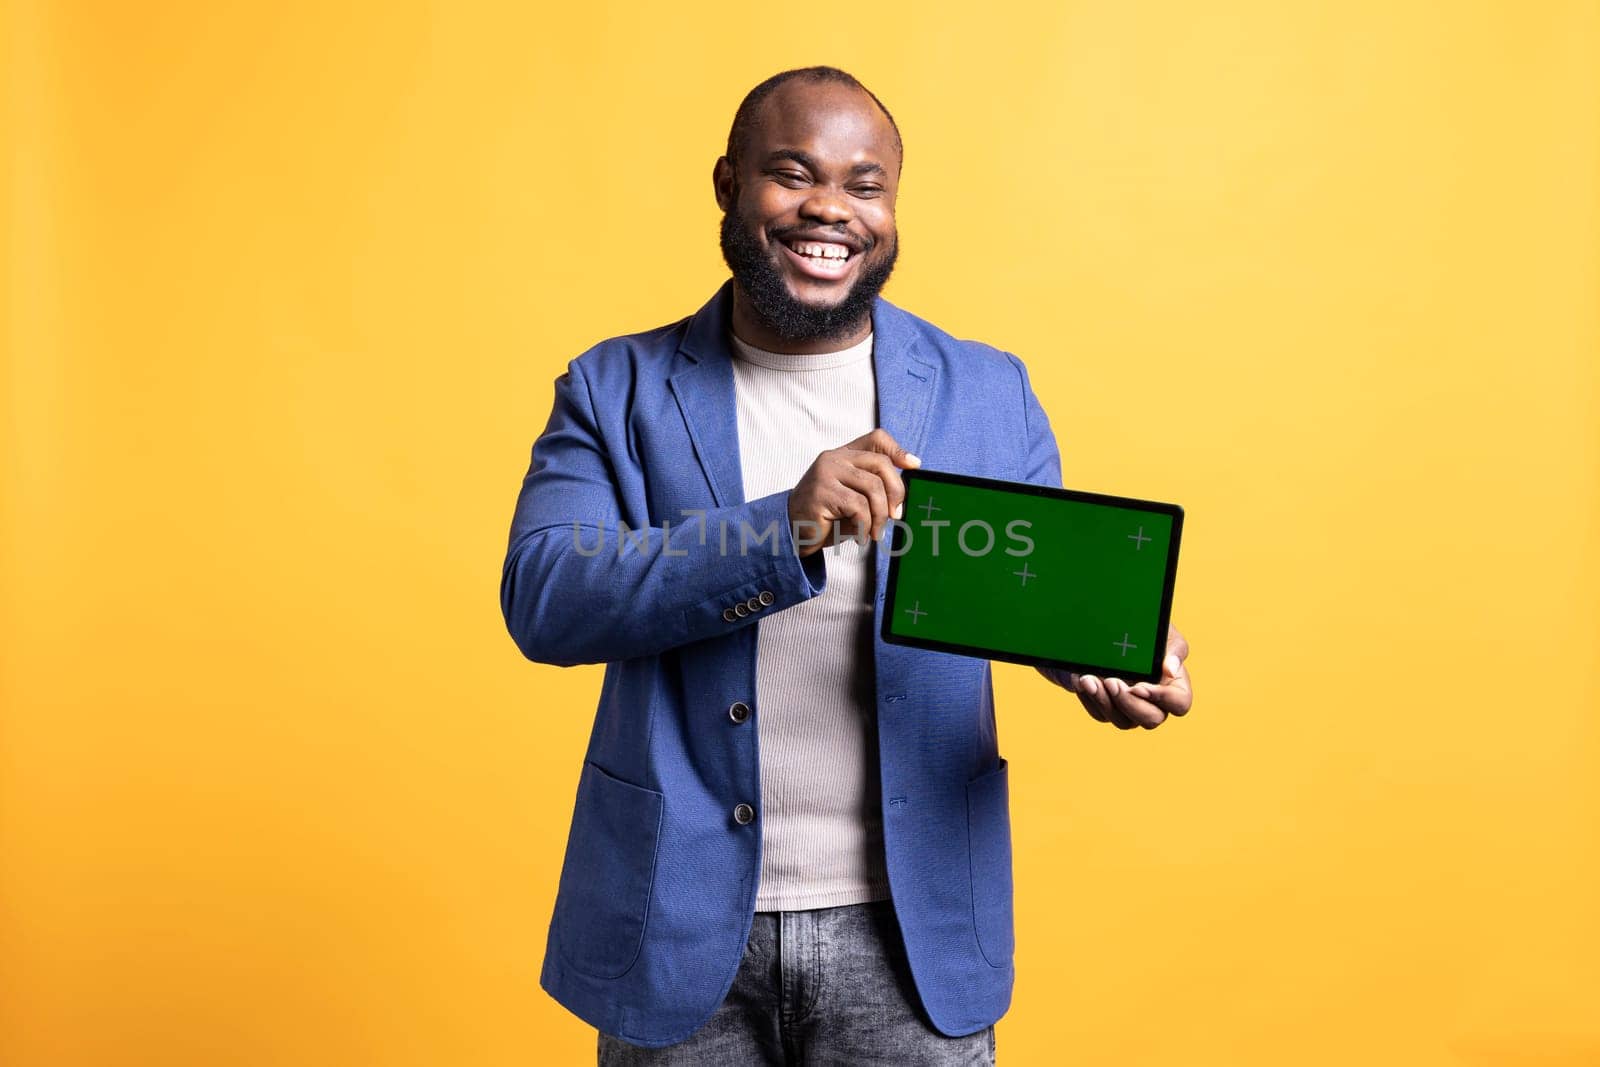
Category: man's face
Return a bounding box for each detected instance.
[716,81,900,345]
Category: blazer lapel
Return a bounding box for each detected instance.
[669,280,745,509]
[867,294,938,606]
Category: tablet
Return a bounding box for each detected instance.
[881,468,1183,684]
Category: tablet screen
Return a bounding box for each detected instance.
[881,469,1183,683]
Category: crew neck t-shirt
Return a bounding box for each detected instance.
[726,327,892,911]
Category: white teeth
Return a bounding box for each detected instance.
[790,240,850,259]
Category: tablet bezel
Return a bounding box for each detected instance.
[879,467,1184,684]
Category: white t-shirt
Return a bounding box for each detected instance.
[727,326,892,911]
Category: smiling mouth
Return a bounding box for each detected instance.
[778,237,860,281]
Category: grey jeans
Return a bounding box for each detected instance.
[597,899,997,1065]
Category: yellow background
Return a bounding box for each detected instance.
[4,1,1597,1064]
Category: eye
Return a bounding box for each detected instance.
[853,185,884,197]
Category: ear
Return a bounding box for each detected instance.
[712,157,736,213]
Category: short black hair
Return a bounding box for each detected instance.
[724,66,903,179]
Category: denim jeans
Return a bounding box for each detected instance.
[597,898,997,1065]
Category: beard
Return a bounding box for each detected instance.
[718,193,899,346]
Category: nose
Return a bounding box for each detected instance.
[799,187,854,225]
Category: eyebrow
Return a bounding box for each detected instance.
[764,148,887,179]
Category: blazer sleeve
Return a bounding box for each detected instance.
[1005,351,1079,693]
[500,356,829,667]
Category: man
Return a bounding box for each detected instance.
[501,66,1195,1065]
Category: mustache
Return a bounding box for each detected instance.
[771,228,870,254]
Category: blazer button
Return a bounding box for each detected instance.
[733,803,755,825]
[728,701,751,724]
[744,596,762,612]
[722,607,738,623]
[758,590,774,606]
[734,602,750,618]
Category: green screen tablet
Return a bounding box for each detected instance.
[881,469,1183,684]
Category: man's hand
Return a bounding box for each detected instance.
[788,428,921,558]
[1063,623,1193,730]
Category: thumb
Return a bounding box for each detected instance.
[850,427,921,468]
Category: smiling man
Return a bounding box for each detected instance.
[501,66,1194,1065]
[715,79,899,350]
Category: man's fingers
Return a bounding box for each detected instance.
[1107,678,1167,729]
[1131,654,1193,716]
[1088,677,1133,728]
[1074,675,1107,722]
[817,483,872,546]
[1081,675,1136,729]
[1128,681,1191,716]
[847,427,921,469]
[1072,635,1194,729]
[1072,674,1110,723]
[846,450,907,519]
[833,465,891,542]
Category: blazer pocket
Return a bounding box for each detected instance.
[553,760,665,979]
[966,757,1015,968]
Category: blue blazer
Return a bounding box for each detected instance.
[501,277,1065,1048]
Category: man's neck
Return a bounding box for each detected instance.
[730,284,872,355]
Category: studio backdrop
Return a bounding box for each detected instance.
[3,2,1596,1064]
